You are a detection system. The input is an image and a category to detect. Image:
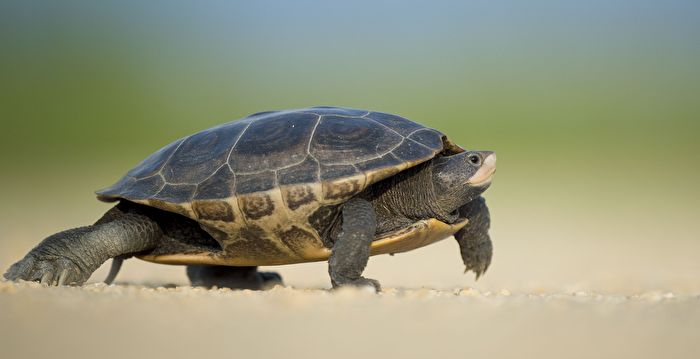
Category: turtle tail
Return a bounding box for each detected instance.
[103,256,126,285]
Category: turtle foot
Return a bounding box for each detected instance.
[332,277,381,292]
[186,265,283,290]
[3,254,90,286]
[258,271,284,289]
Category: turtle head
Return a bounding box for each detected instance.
[431,150,496,214]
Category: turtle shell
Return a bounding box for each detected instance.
[97,107,465,265]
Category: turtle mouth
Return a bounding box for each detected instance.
[466,153,497,187]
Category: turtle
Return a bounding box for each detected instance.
[4,106,496,291]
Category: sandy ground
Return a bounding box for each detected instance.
[1,280,699,359]
[2,235,700,359]
[1,190,699,359]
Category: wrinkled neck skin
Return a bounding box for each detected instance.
[431,153,491,216]
[362,155,485,234]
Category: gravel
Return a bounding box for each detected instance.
[2,280,699,359]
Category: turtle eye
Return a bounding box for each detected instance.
[468,153,482,166]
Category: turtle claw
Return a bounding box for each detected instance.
[40,270,55,286]
[464,256,491,281]
[4,255,88,286]
[57,268,72,286]
[332,277,381,292]
[460,237,492,281]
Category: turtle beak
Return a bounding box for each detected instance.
[466,151,497,187]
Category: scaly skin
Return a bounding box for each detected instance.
[4,206,162,285]
[329,197,380,291]
[455,197,492,279]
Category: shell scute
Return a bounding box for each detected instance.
[277,156,320,186]
[319,163,360,181]
[118,176,164,201]
[239,193,276,220]
[229,112,318,173]
[126,138,184,179]
[162,124,244,183]
[192,200,235,222]
[322,175,365,201]
[310,115,403,165]
[235,171,276,194]
[364,111,424,136]
[153,183,196,203]
[391,139,436,163]
[408,128,444,151]
[193,166,235,200]
[282,185,317,210]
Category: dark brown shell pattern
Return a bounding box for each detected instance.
[96,107,455,262]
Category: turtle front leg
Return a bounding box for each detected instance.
[454,196,493,280]
[4,204,162,286]
[328,197,380,291]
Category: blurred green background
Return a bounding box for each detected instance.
[1,0,698,291]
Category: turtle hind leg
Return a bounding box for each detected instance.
[3,204,163,286]
[186,265,283,290]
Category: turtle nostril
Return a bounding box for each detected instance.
[468,154,481,166]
